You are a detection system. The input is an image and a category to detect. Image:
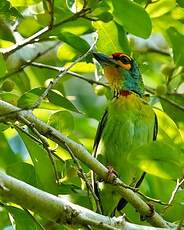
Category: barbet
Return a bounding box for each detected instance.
[92,52,157,216]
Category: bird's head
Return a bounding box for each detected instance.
[93,52,144,97]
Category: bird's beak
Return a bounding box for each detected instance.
[92,52,117,66]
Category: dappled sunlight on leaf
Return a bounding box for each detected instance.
[155,109,183,145]
[48,111,74,136]
[138,159,181,180]
[129,141,184,179]
[64,62,95,73]
[146,0,175,18]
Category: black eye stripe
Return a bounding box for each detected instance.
[113,55,131,64]
[120,56,131,64]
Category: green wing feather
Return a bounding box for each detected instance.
[117,113,158,211]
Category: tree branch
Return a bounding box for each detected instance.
[31,36,98,109]
[163,178,184,214]
[1,8,89,56]
[0,100,174,228]
[65,143,102,214]
[145,87,184,112]
[0,42,60,82]
[0,172,174,230]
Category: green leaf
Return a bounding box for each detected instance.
[61,159,81,186]
[86,0,99,8]
[167,27,184,66]
[59,18,94,35]
[9,0,40,7]
[66,0,75,9]
[65,62,95,73]
[159,94,184,136]
[0,207,11,230]
[57,43,78,61]
[112,0,152,38]
[48,90,80,113]
[0,123,10,132]
[18,87,80,112]
[177,0,184,7]
[88,1,113,22]
[18,129,58,194]
[66,0,83,12]
[6,206,37,230]
[96,12,113,22]
[155,109,183,144]
[0,92,19,105]
[128,141,184,180]
[1,79,15,92]
[17,88,43,108]
[58,32,90,53]
[0,18,15,42]
[17,17,41,37]
[0,53,7,77]
[146,0,175,18]
[48,111,74,135]
[6,162,36,186]
[0,0,22,20]
[14,71,31,93]
[0,133,20,169]
[93,20,130,55]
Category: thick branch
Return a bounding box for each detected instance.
[0,100,174,228]
[0,172,173,230]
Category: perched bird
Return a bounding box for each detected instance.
[92,52,157,216]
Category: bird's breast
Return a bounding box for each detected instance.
[96,93,155,182]
[103,66,121,89]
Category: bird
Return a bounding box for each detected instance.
[92,52,158,216]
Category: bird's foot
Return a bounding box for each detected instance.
[140,203,155,221]
[105,166,118,183]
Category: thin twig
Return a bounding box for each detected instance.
[65,143,102,214]
[136,48,170,56]
[160,95,184,111]
[31,35,98,109]
[177,213,184,230]
[137,191,169,206]
[1,8,89,56]
[14,123,65,163]
[82,16,99,21]
[168,178,184,205]
[0,42,60,82]
[19,116,60,183]
[23,208,46,230]
[0,202,46,230]
[30,61,108,87]
[146,86,184,112]
[13,123,43,145]
[114,180,168,206]
[165,178,184,211]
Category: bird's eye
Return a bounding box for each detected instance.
[120,56,131,64]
